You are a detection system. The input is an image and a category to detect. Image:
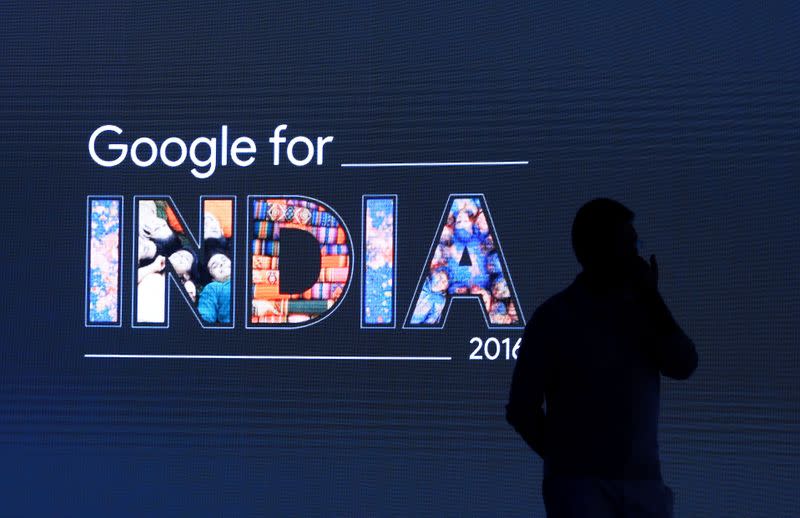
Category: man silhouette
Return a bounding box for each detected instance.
[506,198,697,518]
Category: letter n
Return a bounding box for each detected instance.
[133,196,236,328]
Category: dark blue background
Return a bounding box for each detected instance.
[2,2,799,516]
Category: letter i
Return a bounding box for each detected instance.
[361,195,397,328]
[86,196,123,326]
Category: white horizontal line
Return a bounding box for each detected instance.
[84,354,452,361]
[340,161,528,167]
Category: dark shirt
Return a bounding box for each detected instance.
[506,271,698,480]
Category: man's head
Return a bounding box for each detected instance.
[571,198,639,278]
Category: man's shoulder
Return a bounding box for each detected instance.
[530,284,573,323]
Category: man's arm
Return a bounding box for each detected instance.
[631,255,698,380]
[642,288,698,380]
[506,306,551,458]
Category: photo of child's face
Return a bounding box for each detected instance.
[481,235,495,253]
[474,212,489,234]
[431,270,449,293]
[455,210,473,234]
[492,278,510,299]
[169,250,194,276]
[141,216,173,241]
[138,200,158,222]
[208,253,231,282]
[138,238,156,262]
[204,213,223,240]
[440,225,454,245]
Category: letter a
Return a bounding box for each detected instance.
[404,194,525,329]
